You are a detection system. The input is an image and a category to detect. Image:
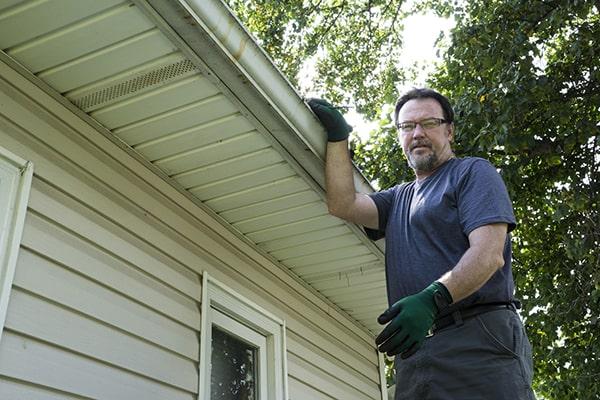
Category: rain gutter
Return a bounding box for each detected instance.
[136,0,384,254]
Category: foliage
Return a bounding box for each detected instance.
[228,0,600,398]
[359,1,600,398]
[225,0,409,119]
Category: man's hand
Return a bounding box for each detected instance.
[307,98,353,142]
[376,281,452,359]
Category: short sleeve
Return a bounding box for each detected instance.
[364,186,397,241]
[457,159,517,235]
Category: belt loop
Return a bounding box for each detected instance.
[452,310,463,327]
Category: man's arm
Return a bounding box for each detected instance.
[438,222,508,303]
[376,222,509,357]
[326,140,379,229]
[307,98,378,229]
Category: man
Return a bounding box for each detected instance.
[308,89,535,399]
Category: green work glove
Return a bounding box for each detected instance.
[307,98,353,142]
[375,281,453,359]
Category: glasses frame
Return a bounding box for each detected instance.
[396,117,449,134]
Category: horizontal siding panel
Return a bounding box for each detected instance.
[0,331,194,400]
[5,289,198,391]
[341,306,387,322]
[0,0,29,13]
[248,215,341,244]
[152,130,270,176]
[22,210,200,330]
[174,148,284,190]
[259,225,350,253]
[135,113,255,160]
[294,255,380,279]
[233,201,328,234]
[208,176,310,212]
[39,30,178,93]
[311,270,387,292]
[288,377,334,400]
[270,233,362,261]
[0,0,124,49]
[28,179,202,301]
[320,280,388,299]
[220,190,320,223]
[90,74,220,129]
[287,353,373,400]
[0,377,85,400]
[114,94,237,145]
[287,332,381,398]
[327,287,388,305]
[7,3,154,73]
[13,248,199,360]
[190,163,296,200]
[284,245,373,268]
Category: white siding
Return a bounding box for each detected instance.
[0,58,382,399]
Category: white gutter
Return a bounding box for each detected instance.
[179,0,376,196]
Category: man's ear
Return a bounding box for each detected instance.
[447,123,454,142]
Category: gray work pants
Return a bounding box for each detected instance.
[393,309,536,400]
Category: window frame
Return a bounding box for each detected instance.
[0,146,33,343]
[199,272,288,400]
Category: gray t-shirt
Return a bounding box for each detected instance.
[366,157,517,309]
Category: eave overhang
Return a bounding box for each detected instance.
[0,0,387,334]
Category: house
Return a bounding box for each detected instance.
[0,0,389,399]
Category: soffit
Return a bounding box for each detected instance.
[0,0,387,334]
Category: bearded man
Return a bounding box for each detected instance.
[308,88,536,399]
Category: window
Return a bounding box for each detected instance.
[199,273,288,400]
[0,146,33,342]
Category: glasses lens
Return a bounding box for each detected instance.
[399,122,416,132]
[420,119,441,129]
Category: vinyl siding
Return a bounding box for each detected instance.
[0,58,383,399]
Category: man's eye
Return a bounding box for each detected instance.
[400,123,416,130]
[421,121,437,128]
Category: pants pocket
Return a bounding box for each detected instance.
[476,310,535,396]
[476,310,520,358]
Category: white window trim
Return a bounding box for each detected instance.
[199,272,288,400]
[0,146,33,343]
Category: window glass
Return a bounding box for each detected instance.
[211,326,258,400]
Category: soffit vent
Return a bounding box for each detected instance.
[68,58,199,112]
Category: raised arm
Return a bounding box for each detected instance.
[307,99,378,229]
[326,140,378,229]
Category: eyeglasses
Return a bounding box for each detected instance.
[396,118,449,133]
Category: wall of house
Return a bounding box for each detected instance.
[0,60,383,399]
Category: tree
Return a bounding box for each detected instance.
[225,0,408,119]
[227,1,600,398]
[428,2,599,398]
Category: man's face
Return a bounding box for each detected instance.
[397,98,454,176]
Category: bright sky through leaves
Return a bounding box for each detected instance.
[342,12,454,140]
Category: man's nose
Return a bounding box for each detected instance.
[412,124,426,138]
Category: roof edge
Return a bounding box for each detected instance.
[179,0,378,197]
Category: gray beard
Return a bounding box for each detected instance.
[408,151,439,172]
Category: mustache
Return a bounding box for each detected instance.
[409,140,432,151]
